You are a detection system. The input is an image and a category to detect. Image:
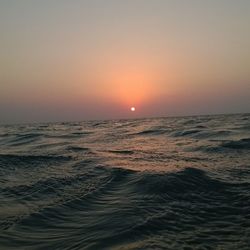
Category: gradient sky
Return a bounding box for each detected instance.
[0,0,250,123]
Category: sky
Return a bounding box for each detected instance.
[0,0,250,123]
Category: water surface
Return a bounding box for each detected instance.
[0,114,250,249]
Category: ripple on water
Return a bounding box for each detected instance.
[0,114,249,249]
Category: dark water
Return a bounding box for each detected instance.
[0,114,250,250]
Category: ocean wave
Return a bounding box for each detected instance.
[45,132,92,139]
[2,166,249,249]
[0,154,71,163]
[66,146,91,152]
[171,129,201,137]
[108,150,134,155]
[0,114,250,249]
[221,138,250,150]
[136,128,168,136]
[3,133,43,146]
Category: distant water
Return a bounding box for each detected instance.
[0,114,250,250]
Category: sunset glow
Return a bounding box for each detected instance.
[0,1,249,123]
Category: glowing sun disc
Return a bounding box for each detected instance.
[131,107,135,112]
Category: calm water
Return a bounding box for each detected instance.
[0,114,250,249]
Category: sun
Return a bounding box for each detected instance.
[131,107,135,112]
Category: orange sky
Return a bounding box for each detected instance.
[0,1,250,123]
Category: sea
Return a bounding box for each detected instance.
[0,113,250,250]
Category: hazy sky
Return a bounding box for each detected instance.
[0,0,249,123]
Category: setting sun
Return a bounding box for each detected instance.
[131,107,135,112]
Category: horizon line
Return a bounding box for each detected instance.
[1,111,249,126]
